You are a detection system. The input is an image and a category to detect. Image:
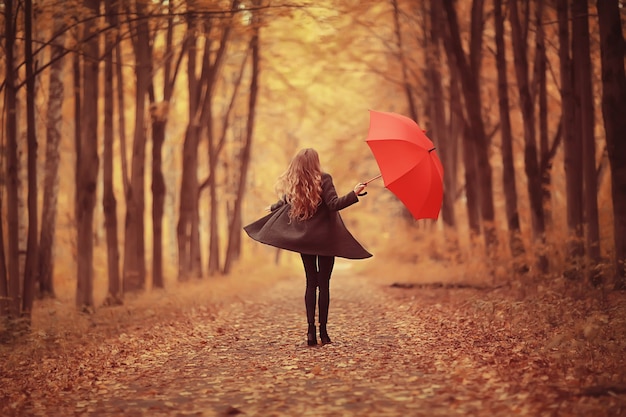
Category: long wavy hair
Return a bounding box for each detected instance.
[276,148,323,221]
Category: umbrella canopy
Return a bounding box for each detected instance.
[365,110,444,220]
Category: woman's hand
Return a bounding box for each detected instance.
[353,182,367,195]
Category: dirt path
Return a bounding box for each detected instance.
[3,268,623,416]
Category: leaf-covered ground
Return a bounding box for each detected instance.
[1,266,625,416]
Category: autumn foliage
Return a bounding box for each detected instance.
[1,0,626,415]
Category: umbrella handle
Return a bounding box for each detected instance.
[362,174,382,185]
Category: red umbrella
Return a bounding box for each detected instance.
[364,110,444,220]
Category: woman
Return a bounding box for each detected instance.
[244,148,372,346]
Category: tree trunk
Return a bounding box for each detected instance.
[224,16,260,274]
[204,12,234,276]
[391,0,418,122]
[177,12,202,280]
[509,0,547,272]
[38,11,66,299]
[447,65,463,216]
[596,0,626,289]
[535,0,552,228]
[441,7,475,236]
[179,4,235,279]
[123,0,151,292]
[102,0,122,306]
[494,0,525,262]
[0,216,8,317]
[76,0,100,311]
[3,0,20,320]
[115,40,130,198]
[202,48,249,274]
[150,1,182,289]
[22,0,39,320]
[443,0,497,253]
[557,0,585,276]
[178,124,201,281]
[207,141,221,276]
[427,0,460,258]
[427,0,457,233]
[152,119,166,288]
[73,45,82,224]
[572,0,601,280]
[462,123,481,237]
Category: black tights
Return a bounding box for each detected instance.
[301,254,335,326]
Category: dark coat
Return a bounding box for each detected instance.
[244,173,372,259]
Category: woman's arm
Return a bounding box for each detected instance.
[321,174,362,211]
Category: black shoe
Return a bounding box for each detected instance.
[307,325,317,346]
[319,325,332,345]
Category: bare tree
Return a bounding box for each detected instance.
[443,0,497,254]
[206,9,236,276]
[461,123,481,237]
[115,18,130,199]
[534,0,552,227]
[149,0,185,289]
[76,0,101,310]
[509,0,547,271]
[204,49,249,273]
[102,0,122,305]
[3,0,21,319]
[494,0,525,263]
[426,0,458,237]
[178,9,203,280]
[391,0,418,122]
[572,0,601,281]
[38,9,67,299]
[440,8,480,238]
[178,2,236,279]
[597,0,626,289]
[557,0,584,273]
[73,42,82,224]
[446,65,464,229]
[22,0,40,319]
[123,0,152,292]
[224,3,261,274]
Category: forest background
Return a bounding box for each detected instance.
[1,0,625,329]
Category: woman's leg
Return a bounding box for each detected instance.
[300,254,318,326]
[317,255,335,326]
